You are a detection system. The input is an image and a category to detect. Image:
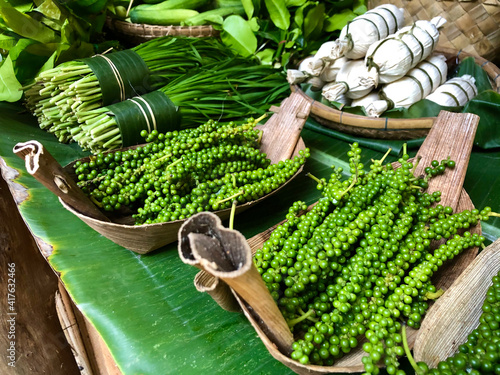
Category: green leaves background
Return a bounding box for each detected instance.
[219,0,367,67]
[0,0,113,102]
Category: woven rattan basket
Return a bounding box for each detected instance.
[292,48,500,140]
[105,17,219,44]
[367,0,500,63]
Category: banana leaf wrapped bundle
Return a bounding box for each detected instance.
[23,37,234,143]
[73,58,290,152]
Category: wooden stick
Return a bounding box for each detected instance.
[258,91,312,164]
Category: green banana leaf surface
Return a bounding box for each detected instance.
[1,102,499,374]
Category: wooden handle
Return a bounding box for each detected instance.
[413,110,480,210]
[13,140,110,222]
[258,91,312,164]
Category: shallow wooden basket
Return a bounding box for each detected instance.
[180,111,484,374]
[105,17,219,44]
[292,48,500,140]
[13,93,311,254]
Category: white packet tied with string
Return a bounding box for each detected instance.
[351,91,381,110]
[425,75,478,107]
[364,16,447,85]
[286,56,348,84]
[322,59,378,102]
[365,54,448,117]
[308,4,405,73]
[319,57,349,83]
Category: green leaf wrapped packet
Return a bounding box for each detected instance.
[74,59,290,152]
[24,36,235,143]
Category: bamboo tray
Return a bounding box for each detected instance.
[292,48,500,140]
[181,110,483,373]
[13,92,311,254]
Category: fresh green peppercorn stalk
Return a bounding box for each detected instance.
[74,117,309,224]
[253,143,489,372]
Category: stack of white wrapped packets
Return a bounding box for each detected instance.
[287,4,479,117]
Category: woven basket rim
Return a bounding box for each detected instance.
[106,17,219,38]
[296,48,500,135]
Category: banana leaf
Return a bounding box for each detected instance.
[1,101,499,374]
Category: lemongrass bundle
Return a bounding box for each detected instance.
[308,4,405,72]
[24,37,235,143]
[321,59,378,102]
[425,75,478,107]
[364,54,448,117]
[364,16,447,85]
[73,59,290,153]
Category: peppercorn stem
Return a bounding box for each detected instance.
[229,199,237,230]
[424,288,444,300]
[216,190,244,205]
[287,308,317,327]
[402,324,425,375]
[305,172,323,185]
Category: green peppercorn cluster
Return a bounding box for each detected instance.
[253,143,492,373]
[415,269,500,375]
[73,118,309,224]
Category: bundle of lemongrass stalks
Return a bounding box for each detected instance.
[24,36,234,143]
[287,4,482,118]
[73,58,290,153]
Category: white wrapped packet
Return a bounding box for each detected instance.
[425,75,478,106]
[364,16,447,84]
[365,54,448,117]
[309,4,405,74]
[351,91,380,109]
[305,76,326,92]
[322,59,378,102]
[319,57,349,83]
[335,4,405,60]
[287,56,348,84]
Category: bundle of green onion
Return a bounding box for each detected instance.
[24,37,234,143]
[74,58,290,153]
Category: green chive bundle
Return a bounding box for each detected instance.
[74,58,290,153]
[24,37,235,143]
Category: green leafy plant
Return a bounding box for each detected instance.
[0,0,115,102]
[218,0,367,68]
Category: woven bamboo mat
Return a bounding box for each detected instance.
[367,0,500,63]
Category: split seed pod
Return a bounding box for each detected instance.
[364,16,447,84]
[365,54,448,117]
[322,59,378,102]
[425,75,478,107]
